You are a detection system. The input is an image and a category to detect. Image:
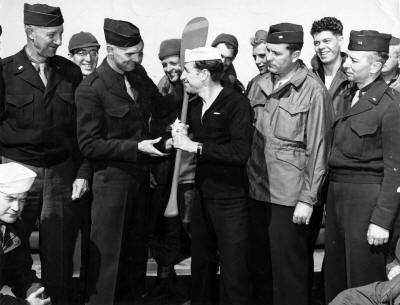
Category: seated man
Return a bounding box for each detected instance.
[329,237,400,305]
[0,162,50,305]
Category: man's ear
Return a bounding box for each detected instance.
[371,60,383,74]
[291,50,301,63]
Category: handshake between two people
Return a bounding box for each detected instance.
[137,119,199,157]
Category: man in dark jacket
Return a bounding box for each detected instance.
[0,4,90,304]
[76,18,180,305]
[325,30,400,303]
[310,17,351,116]
[0,162,50,305]
[145,38,194,300]
[172,46,252,305]
[211,33,245,93]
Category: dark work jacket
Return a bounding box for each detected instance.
[310,52,352,116]
[329,77,400,230]
[0,220,41,305]
[76,58,180,172]
[221,64,245,94]
[189,86,252,199]
[0,48,90,179]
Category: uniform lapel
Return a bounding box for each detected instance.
[44,59,62,97]
[342,78,387,119]
[98,59,131,101]
[13,50,45,92]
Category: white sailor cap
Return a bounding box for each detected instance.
[184,47,222,63]
[0,163,36,195]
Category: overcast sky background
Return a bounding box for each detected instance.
[1,0,400,85]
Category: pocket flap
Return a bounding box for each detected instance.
[105,105,129,118]
[58,92,74,104]
[350,120,378,136]
[279,99,309,115]
[6,94,34,107]
[275,150,306,170]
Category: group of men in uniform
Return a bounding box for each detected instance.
[1,2,400,305]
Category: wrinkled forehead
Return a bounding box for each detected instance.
[0,191,27,201]
[31,24,63,34]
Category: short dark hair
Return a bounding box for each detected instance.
[194,60,224,82]
[375,51,389,64]
[310,17,343,36]
[286,43,304,52]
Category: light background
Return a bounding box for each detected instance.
[1,0,400,85]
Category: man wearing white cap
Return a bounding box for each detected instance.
[172,46,252,305]
[0,162,50,305]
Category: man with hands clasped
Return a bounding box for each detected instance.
[172,46,252,305]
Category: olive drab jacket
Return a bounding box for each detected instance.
[247,60,334,206]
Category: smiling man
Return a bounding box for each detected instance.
[172,46,252,305]
[145,38,195,301]
[0,3,90,304]
[245,29,268,95]
[325,30,400,303]
[310,17,350,115]
[381,36,400,91]
[76,18,182,304]
[68,31,100,78]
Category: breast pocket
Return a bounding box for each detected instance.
[57,92,75,121]
[274,100,309,143]
[6,94,34,128]
[342,119,380,158]
[104,104,130,137]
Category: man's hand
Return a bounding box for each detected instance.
[367,223,389,246]
[388,265,400,280]
[171,119,189,137]
[26,287,51,305]
[72,178,89,200]
[172,134,197,153]
[292,202,313,225]
[138,137,168,157]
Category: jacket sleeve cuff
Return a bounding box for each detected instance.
[298,190,317,206]
[122,141,138,162]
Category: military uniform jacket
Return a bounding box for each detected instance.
[76,58,180,169]
[329,77,400,230]
[0,221,41,305]
[0,48,90,179]
[247,60,334,206]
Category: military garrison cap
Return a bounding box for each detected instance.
[267,23,304,44]
[24,3,64,27]
[104,18,141,47]
[389,36,400,46]
[348,30,391,52]
[159,39,181,60]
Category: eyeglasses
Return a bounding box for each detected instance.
[75,49,99,57]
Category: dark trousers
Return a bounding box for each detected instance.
[148,183,193,269]
[325,181,388,303]
[2,156,78,304]
[86,167,149,305]
[191,192,248,305]
[248,199,322,305]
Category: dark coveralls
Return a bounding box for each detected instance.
[76,59,180,305]
[325,77,400,302]
[188,86,252,305]
[0,49,90,304]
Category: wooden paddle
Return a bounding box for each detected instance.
[164,17,209,217]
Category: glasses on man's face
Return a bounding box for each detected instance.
[75,49,98,57]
